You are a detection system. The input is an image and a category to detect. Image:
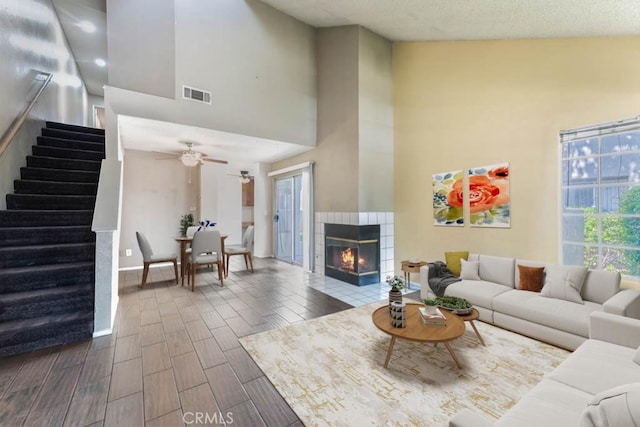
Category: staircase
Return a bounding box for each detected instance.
[0,121,104,357]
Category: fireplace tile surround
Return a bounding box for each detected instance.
[315,212,394,283]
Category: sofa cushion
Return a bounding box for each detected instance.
[492,290,601,337]
[634,345,640,366]
[515,259,547,287]
[541,264,588,304]
[478,255,515,288]
[460,259,480,280]
[517,265,545,292]
[547,339,640,395]
[444,280,511,310]
[580,383,640,427]
[581,269,621,304]
[445,251,468,276]
[495,378,591,427]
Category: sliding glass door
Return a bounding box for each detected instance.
[274,174,303,264]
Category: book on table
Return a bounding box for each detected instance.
[419,306,447,325]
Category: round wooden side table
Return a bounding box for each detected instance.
[455,308,486,346]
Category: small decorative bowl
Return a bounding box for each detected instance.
[452,307,473,315]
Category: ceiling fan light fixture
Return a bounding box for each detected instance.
[180,150,201,167]
[238,170,251,184]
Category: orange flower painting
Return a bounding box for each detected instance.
[468,163,510,227]
[433,170,464,226]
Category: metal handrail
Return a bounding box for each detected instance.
[0,71,53,158]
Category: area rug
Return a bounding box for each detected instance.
[239,302,571,426]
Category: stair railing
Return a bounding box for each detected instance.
[0,71,53,158]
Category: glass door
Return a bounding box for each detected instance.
[274,174,303,264]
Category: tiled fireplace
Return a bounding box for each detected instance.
[315,212,394,283]
[324,224,380,286]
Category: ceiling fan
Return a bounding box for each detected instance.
[227,170,254,184]
[158,141,228,167]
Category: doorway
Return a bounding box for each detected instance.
[274,174,303,265]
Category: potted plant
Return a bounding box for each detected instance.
[179,213,195,237]
[386,275,405,310]
[422,297,439,315]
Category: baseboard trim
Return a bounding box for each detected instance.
[93,328,113,338]
[119,262,175,272]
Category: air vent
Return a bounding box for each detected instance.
[182,85,212,104]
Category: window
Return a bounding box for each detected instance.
[561,117,640,277]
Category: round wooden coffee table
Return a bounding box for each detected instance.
[454,308,486,346]
[372,302,465,368]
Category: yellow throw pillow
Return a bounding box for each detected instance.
[445,251,469,276]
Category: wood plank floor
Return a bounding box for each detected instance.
[0,258,355,426]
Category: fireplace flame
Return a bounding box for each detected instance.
[340,248,365,271]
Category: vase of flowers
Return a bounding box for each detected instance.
[386,275,405,312]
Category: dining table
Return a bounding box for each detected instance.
[174,233,228,285]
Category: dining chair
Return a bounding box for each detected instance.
[185,226,199,255]
[187,229,224,291]
[224,225,254,277]
[136,231,179,288]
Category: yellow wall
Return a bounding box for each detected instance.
[394,37,640,267]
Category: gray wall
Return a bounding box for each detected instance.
[0,0,89,208]
[272,26,361,212]
[358,28,394,212]
[107,0,175,99]
[105,0,316,147]
[174,0,316,145]
[271,26,394,213]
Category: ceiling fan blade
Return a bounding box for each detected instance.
[202,157,228,164]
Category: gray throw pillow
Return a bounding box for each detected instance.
[540,264,588,304]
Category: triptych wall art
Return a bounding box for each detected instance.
[432,163,510,228]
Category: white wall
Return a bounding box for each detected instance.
[119,149,197,269]
[0,0,89,207]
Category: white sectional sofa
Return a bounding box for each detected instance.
[449,312,640,426]
[419,253,640,350]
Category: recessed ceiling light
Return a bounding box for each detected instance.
[95,58,106,67]
[78,20,96,33]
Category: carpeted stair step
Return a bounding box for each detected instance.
[0,242,95,268]
[42,128,104,143]
[32,145,104,161]
[37,136,105,153]
[0,210,93,227]
[46,121,104,136]
[21,166,99,183]
[14,180,98,196]
[26,155,101,172]
[6,193,96,210]
[0,311,93,357]
[0,284,93,322]
[0,262,94,293]
[0,226,94,247]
